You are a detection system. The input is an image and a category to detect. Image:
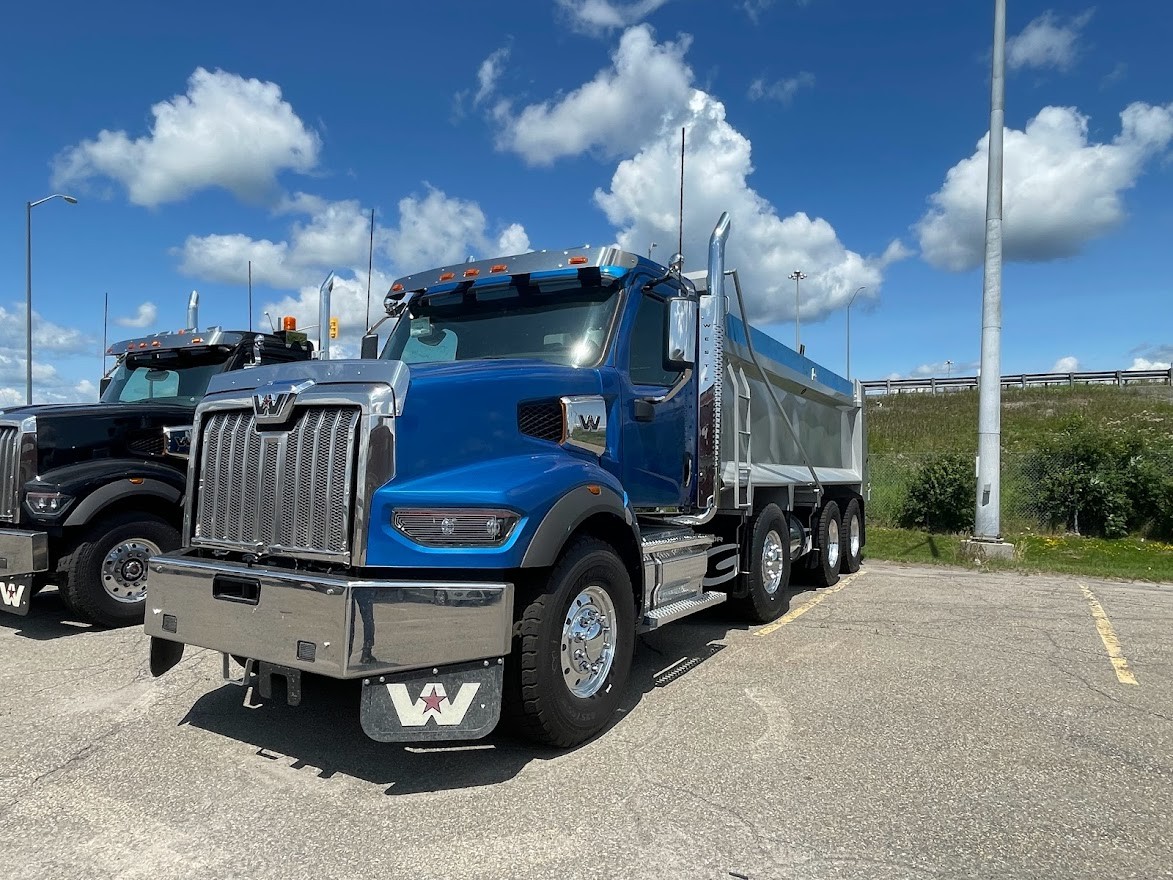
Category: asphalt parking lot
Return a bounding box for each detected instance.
[2,562,1170,880]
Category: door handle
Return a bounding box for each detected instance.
[633,399,656,422]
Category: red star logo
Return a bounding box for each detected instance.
[420,686,445,714]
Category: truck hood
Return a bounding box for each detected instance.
[392,359,605,485]
[0,401,195,474]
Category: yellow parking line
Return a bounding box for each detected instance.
[754,572,861,637]
[1079,583,1138,686]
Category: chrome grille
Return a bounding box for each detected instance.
[193,406,361,560]
[0,425,19,522]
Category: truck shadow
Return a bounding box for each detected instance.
[0,589,97,640]
[175,599,774,796]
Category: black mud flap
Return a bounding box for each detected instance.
[0,575,34,617]
[149,637,185,676]
[359,658,503,742]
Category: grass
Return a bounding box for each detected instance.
[866,527,1173,583]
[867,383,1173,456]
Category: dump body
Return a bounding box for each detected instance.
[720,314,866,503]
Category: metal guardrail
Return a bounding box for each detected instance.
[862,368,1173,395]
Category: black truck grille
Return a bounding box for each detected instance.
[193,406,361,561]
[518,401,563,443]
[0,425,19,522]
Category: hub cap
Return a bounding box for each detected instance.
[849,513,861,559]
[561,585,617,699]
[826,518,841,570]
[101,538,162,603]
[762,530,785,595]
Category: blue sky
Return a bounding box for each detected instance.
[2,0,1170,404]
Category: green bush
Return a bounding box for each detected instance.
[1030,419,1173,540]
[897,454,975,533]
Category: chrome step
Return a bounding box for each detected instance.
[641,591,727,630]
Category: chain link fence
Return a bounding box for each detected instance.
[867,449,1173,536]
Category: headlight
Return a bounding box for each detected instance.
[393,508,519,547]
[26,491,72,516]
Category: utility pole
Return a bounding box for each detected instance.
[789,270,807,350]
[967,0,1014,560]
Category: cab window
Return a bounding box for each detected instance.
[628,295,682,387]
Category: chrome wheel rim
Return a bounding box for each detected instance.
[849,513,861,559]
[826,518,841,570]
[101,538,161,603]
[561,584,617,699]
[762,530,785,595]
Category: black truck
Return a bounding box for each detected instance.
[0,317,313,626]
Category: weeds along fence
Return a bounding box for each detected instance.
[863,384,1173,538]
[867,448,1173,538]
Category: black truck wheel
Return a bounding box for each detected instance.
[840,497,864,573]
[59,512,180,628]
[504,536,635,747]
[810,500,842,588]
[731,503,791,623]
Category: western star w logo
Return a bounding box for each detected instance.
[387,681,481,727]
[578,413,601,432]
[251,378,314,425]
[1,581,26,608]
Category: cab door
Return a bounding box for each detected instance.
[618,285,696,510]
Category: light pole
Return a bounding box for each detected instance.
[26,193,78,404]
[846,286,865,379]
[789,270,807,350]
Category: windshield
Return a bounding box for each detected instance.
[101,348,233,404]
[381,282,622,367]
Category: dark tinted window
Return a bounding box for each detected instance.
[628,296,681,387]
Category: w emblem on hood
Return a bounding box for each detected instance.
[252,379,315,425]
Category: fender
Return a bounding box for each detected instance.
[24,458,186,528]
[64,478,182,527]
[521,483,639,569]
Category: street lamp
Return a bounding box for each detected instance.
[789,270,807,351]
[846,286,866,379]
[26,193,78,404]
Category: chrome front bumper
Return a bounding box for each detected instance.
[144,552,514,679]
[0,528,49,577]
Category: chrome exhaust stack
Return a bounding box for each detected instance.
[186,290,199,331]
[670,212,730,527]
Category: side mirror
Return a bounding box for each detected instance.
[99,376,112,396]
[666,298,697,367]
[360,333,380,359]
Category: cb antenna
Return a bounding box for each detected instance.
[247,260,253,332]
[366,208,375,328]
[676,126,685,272]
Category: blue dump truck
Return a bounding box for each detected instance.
[146,213,867,746]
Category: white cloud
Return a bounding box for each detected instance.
[0,306,93,355]
[747,72,815,104]
[53,68,320,207]
[493,25,904,323]
[494,25,694,165]
[887,360,978,380]
[475,47,510,106]
[917,102,1173,271]
[556,0,672,31]
[1130,345,1172,370]
[1051,355,1079,372]
[0,358,100,408]
[1007,10,1094,73]
[115,301,158,329]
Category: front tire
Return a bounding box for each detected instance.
[731,503,791,623]
[504,537,635,747]
[59,512,180,628]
